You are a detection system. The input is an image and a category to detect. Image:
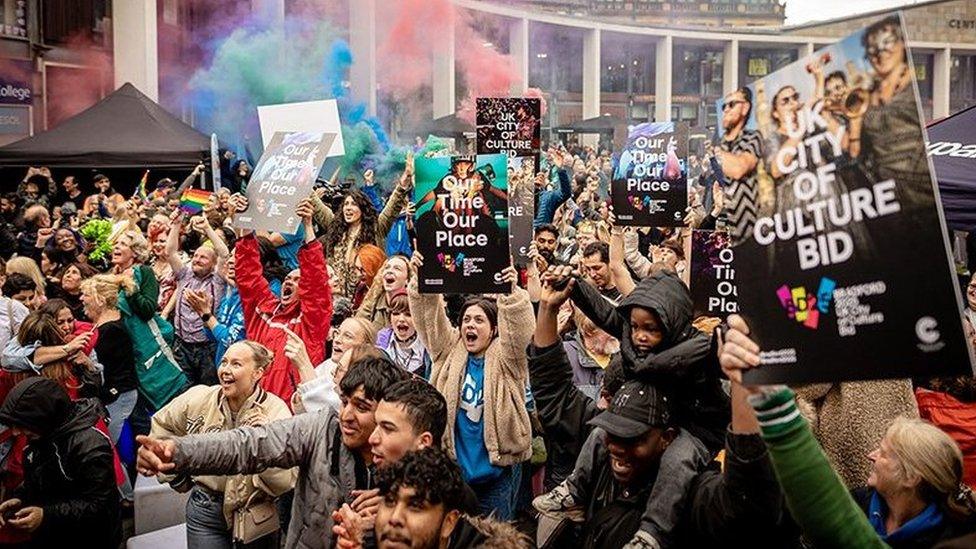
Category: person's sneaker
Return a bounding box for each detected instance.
[532,482,584,522]
[622,530,662,549]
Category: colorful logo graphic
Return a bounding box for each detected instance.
[437,252,465,273]
[776,277,836,329]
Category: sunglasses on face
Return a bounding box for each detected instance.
[867,34,899,58]
[777,92,800,106]
[722,100,746,112]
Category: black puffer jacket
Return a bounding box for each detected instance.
[570,271,730,451]
[0,377,120,548]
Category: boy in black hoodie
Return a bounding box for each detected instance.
[533,267,729,549]
[0,378,120,548]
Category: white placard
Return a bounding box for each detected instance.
[257,99,345,157]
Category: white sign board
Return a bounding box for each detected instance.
[257,99,345,157]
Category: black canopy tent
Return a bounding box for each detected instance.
[0,83,210,169]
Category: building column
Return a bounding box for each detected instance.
[801,42,815,58]
[432,15,456,118]
[349,0,377,116]
[112,0,157,100]
[509,18,529,96]
[723,39,739,95]
[582,28,601,120]
[933,47,951,120]
[654,35,672,122]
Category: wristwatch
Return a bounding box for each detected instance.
[201,313,213,323]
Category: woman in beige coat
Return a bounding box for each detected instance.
[151,340,296,548]
[407,252,534,520]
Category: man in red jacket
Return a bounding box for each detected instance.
[233,196,332,404]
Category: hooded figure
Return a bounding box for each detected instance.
[570,271,729,451]
[0,378,120,547]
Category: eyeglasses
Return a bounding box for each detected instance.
[866,33,900,59]
[777,92,800,106]
[722,100,746,112]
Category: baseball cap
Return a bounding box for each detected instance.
[587,380,671,438]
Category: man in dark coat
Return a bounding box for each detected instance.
[0,378,120,548]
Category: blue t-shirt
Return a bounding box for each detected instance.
[276,225,305,270]
[454,355,504,484]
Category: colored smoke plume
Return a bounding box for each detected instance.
[161,0,542,180]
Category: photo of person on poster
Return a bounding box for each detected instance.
[715,88,764,246]
[413,154,511,293]
[415,155,507,238]
[711,13,969,384]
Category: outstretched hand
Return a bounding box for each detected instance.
[135,435,177,476]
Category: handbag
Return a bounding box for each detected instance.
[232,491,280,544]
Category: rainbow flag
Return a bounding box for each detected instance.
[180,189,212,215]
[134,170,149,200]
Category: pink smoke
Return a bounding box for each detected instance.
[376,0,539,119]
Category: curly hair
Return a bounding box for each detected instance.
[375,447,465,511]
[325,190,378,254]
[113,229,151,264]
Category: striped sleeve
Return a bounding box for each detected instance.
[749,387,889,549]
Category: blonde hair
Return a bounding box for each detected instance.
[80,274,135,311]
[112,229,150,264]
[886,416,976,519]
[343,316,378,345]
[6,256,46,293]
[236,340,274,370]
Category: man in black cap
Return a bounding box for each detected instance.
[569,380,678,549]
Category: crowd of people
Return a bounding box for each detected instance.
[0,129,973,549]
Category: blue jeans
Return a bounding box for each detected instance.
[186,486,279,549]
[105,389,137,443]
[105,389,137,501]
[471,464,522,521]
[186,486,232,549]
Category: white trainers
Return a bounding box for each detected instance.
[532,482,585,522]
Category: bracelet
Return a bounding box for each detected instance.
[201,313,212,323]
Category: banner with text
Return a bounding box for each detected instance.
[612,122,688,226]
[414,154,510,293]
[508,156,536,267]
[235,131,335,234]
[476,97,541,167]
[710,13,972,384]
[690,230,737,319]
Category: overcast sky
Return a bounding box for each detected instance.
[785,0,924,25]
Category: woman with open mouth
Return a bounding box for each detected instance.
[356,254,412,334]
[407,251,535,520]
[149,340,296,548]
[313,161,413,299]
[375,290,431,379]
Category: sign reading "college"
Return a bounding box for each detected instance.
[0,60,33,105]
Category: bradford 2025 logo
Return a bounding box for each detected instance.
[776,278,836,329]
